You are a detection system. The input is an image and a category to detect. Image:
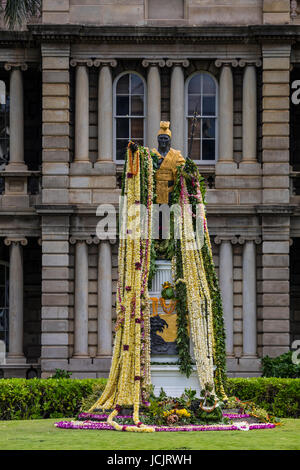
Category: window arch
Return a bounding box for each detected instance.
[185,72,218,163]
[113,72,146,161]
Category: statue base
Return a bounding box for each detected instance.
[151,364,201,398]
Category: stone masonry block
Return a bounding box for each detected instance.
[262,136,289,149]
[263,70,289,83]
[262,254,289,267]
[263,163,290,175]
[42,320,68,332]
[41,346,69,359]
[261,306,290,319]
[262,241,289,254]
[42,306,68,319]
[262,268,289,280]
[43,136,70,149]
[263,97,289,110]
[263,110,289,123]
[42,254,69,267]
[262,293,289,306]
[262,189,290,204]
[43,84,70,97]
[42,241,69,253]
[43,123,69,136]
[42,150,70,162]
[42,280,70,293]
[263,176,289,188]
[43,176,69,189]
[43,97,69,109]
[262,333,290,346]
[42,189,69,204]
[263,57,290,70]
[43,110,69,123]
[263,0,290,12]
[43,57,69,70]
[41,333,68,346]
[43,0,69,11]
[262,83,290,96]
[262,346,290,357]
[42,294,69,306]
[43,71,69,83]
[262,123,289,136]
[262,150,289,162]
[263,12,290,24]
[262,280,289,293]
[262,320,290,332]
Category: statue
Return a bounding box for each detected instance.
[151,121,185,204]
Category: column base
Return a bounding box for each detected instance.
[5,355,27,365]
[5,162,28,172]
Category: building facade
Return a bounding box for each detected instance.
[0,0,299,379]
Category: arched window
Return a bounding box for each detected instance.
[185,72,218,163]
[114,72,146,161]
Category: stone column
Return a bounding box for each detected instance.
[70,237,92,357]
[215,60,237,163]
[96,240,112,356]
[142,59,165,149]
[70,60,92,169]
[166,59,189,153]
[4,63,28,171]
[95,59,117,168]
[240,237,260,357]
[4,237,27,363]
[215,236,236,356]
[242,64,257,162]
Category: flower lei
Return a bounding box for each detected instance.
[88,144,154,432]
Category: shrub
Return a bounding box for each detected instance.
[261,352,300,378]
[80,382,106,412]
[0,378,106,420]
[226,377,300,418]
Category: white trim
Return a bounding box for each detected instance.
[184,71,219,164]
[113,71,147,163]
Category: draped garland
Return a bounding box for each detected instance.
[88,145,227,432]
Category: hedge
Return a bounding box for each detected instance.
[0,377,299,420]
[0,378,106,420]
[226,377,300,419]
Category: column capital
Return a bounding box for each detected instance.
[70,59,93,68]
[166,59,189,68]
[238,236,261,245]
[215,59,239,68]
[93,235,117,245]
[142,58,165,68]
[214,236,238,245]
[4,237,27,246]
[94,59,117,68]
[69,236,93,245]
[4,62,28,71]
[238,59,262,68]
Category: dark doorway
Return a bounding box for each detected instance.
[290,238,300,343]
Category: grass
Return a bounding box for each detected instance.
[0,418,299,450]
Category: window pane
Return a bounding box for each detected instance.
[188,138,200,160]
[131,74,144,94]
[203,96,215,116]
[203,75,216,94]
[116,96,129,116]
[188,94,201,116]
[188,117,200,139]
[117,74,129,94]
[202,118,215,139]
[188,75,201,94]
[131,118,143,139]
[116,118,129,139]
[116,139,128,160]
[202,140,215,160]
[131,95,144,116]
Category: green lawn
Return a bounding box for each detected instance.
[0,418,299,450]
